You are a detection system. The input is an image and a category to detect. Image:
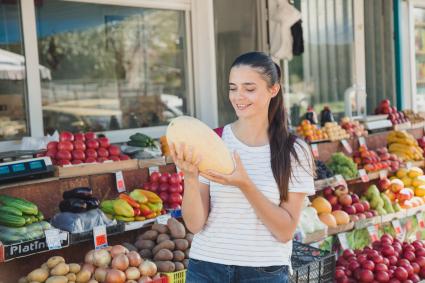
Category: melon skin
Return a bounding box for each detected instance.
[166,116,235,174]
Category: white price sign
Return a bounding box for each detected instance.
[379,170,388,180]
[115,171,126,193]
[310,143,319,159]
[44,229,62,250]
[358,137,367,148]
[337,233,350,250]
[148,166,160,175]
[392,220,405,241]
[341,139,353,154]
[156,214,171,225]
[93,225,108,250]
[358,169,369,183]
[367,225,379,242]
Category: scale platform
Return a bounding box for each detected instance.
[0,157,54,184]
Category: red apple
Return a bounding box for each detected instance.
[378,178,391,191]
[339,194,353,206]
[323,186,334,197]
[353,203,365,213]
[343,205,357,215]
[47,141,58,150]
[327,195,339,206]
[72,150,85,160]
[58,141,74,152]
[97,147,109,158]
[361,200,371,211]
[85,149,97,159]
[351,194,360,204]
[56,150,72,160]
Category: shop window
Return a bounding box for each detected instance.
[287,0,354,127]
[35,1,189,135]
[0,1,29,140]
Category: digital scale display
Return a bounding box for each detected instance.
[0,157,54,184]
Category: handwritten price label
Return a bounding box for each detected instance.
[93,225,108,250]
[337,233,350,250]
[358,137,367,148]
[367,225,379,242]
[358,169,369,183]
[379,170,388,180]
[311,143,319,159]
[115,171,126,193]
[341,139,353,154]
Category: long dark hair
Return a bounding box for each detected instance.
[230,52,313,202]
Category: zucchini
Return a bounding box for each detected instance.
[0,214,26,227]
[0,195,38,215]
[0,205,23,216]
[37,211,44,221]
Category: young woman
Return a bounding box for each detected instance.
[170,51,315,282]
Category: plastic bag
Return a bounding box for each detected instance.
[50,208,116,233]
[0,221,52,244]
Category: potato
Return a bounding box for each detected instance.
[46,276,68,283]
[18,277,28,283]
[152,240,175,255]
[172,250,185,262]
[51,263,70,276]
[183,259,189,269]
[184,249,190,259]
[153,249,174,261]
[174,262,185,271]
[155,261,175,273]
[139,249,153,259]
[167,218,186,239]
[141,230,159,241]
[185,233,194,245]
[173,239,189,251]
[27,268,49,282]
[135,239,155,250]
[152,223,169,234]
[122,242,138,252]
[47,256,66,269]
[76,269,92,282]
[156,234,171,244]
[69,263,81,274]
[88,280,98,283]
[66,273,77,281]
[41,263,50,271]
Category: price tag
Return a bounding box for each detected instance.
[358,169,369,183]
[115,171,126,193]
[341,139,353,154]
[311,143,319,159]
[392,220,404,240]
[417,214,425,229]
[367,225,379,242]
[358,137,367,148]
[156,214,171,225]
[93,225,108,250]
[335,175,347,187]
[149,166,160,175]
[379,170,388,180]
[44,229,62,250]
[337,233,350,250]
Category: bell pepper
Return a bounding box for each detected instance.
[113,199,134,217]
[119,193,140,208]
[100,200,115,215]
[129,190,149,204]
[133,208,141,216]
[146,212,157,219]
[139,204,153,217]
[147,202,163,212]
[130,189,161,204]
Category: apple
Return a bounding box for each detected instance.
[97,147,109,158]
[339,194,353,206]
[58,141,74,152]
[381,244,395,257]
[86,139,99,149]
[353,203,365,213]
[358,268,374,282]
[169,173,182,185]
[415,256,425,268]
[323,186,334,197]
[169,193,183,205]
[327,195,339,206]
[169,183,183,194]
[159,192,169,203]
[378,178,391,191]
[59,131,74,142]
[56,150,72,160]
[351,194,360,204]
[404,250,416,262]
[332,203,343,211]
[47,141,58,150]
[74,133,85,141]
[159,174,169,184]
[343,205,356,215]
[364,211,374,218]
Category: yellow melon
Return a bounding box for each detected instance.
[331,210,350,225]
[166,116,235,174]
[319,213,337,228]
[311,197,332,214]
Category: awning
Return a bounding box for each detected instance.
[0,48,51,80]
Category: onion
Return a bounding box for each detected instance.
[112,254,129,271]
[139,260,157,277]
[85,249,95,264]
[105,269,126,283]
[110,245,129,258]
[138,276,152,283]
[125,267,141,280]
[94,267,108,282]
[127,251,142,267]
[82,263,96,274]
[93,249,112,268]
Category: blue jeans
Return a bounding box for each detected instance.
[186,258,289,283]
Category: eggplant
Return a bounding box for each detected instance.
[85,197,100,210]
[59,198,87,213]
[63,187,92,200]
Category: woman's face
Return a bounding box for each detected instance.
[229,65,278,119]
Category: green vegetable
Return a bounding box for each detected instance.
[327,153,358,179]
[0,195,38,215]
[0,205,23,216]
[0,214,26,227]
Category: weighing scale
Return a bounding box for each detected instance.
[0,157,54,184]
[355,115,393,132]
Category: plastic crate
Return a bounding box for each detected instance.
[150,276,168,283]
[162,269,186,283]
[289,241,336,283]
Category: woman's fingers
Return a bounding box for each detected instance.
[169,143,178,163]
[186,146,194,164]
[177,143,185,161]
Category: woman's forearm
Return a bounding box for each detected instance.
[181,177,209,233]
[240,180,298,242]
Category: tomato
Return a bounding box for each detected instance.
[59,131,74,142]
[86,139,99,149]
[47,141,58,150]
[58,141,74,152]
[98,137,110,148]
[72,150,85,161]
[56,150,72,160]
[73,140,86,151]
[108,145,121,156]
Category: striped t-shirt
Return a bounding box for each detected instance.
[189,124,315,267]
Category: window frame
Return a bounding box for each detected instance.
[0,0,217,150]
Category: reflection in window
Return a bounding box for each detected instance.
[0,2,29,140]
[36,1,189,134]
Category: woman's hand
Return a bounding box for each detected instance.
[200,151,252,190]
[169,142,202,180]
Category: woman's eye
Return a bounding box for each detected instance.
[229,88,237,91]
[246,88,255,92]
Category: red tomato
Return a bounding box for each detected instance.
[72,150,85,161]
[98,137,110,148]
[56,150,72,160]
[58,141,74,152]
[59,131,74,142]
[73,140,86,151]
[47,141,58,150]
[85,132,96,140]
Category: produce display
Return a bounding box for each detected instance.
[362,184,401,216]
[134,218,192,273]
[340,117,368,138]
[127,133,156,148]
[353,146,402,173]
[404,109,425,124]
[385,168,425,209]
[42,131,129,166]
[143,171,184,210]
[375,99,409,125]
[296,119,327,142]
[166,116,235,174]
[328,153,359,180]
[0,195,43,227]
[315,160,334,180]
[322,122,350,141]
[100,190,165,222]
[336,235,425,283]
[59,187,100,213]
[387,131,424,161]
[297,199,327,235]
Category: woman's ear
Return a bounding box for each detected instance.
[271,84,280,98]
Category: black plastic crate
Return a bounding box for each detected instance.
[290,241,336,283]
[69,223,124,244]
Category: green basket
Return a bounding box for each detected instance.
[162,269,187,283]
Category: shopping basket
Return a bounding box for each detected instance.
[161,269,186,283]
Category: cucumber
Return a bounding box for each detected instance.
[0,195,38,215]
[0,205,23,216]
[0,214,26,227]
